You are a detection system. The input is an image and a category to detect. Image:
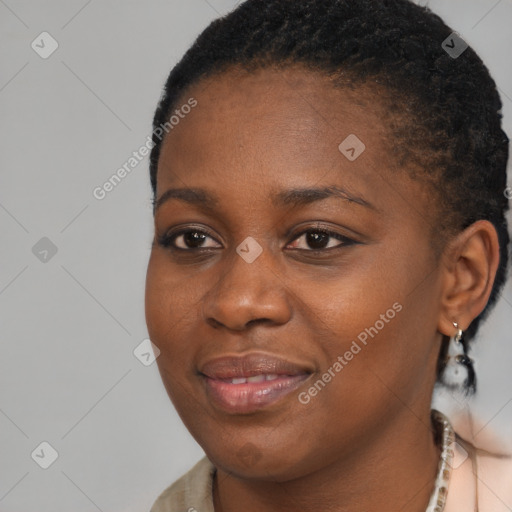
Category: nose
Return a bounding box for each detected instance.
[201,243,292,331]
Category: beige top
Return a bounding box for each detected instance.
[150,456,215,512]
[150,448,512,512]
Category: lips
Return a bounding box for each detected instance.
[199,353,312,414]
[201,353,311,379]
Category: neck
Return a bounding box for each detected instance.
[213,407,441,512]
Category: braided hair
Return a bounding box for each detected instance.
[149,0,510,393]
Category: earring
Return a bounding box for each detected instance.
[440,322,476,393]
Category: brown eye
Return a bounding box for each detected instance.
[158,228,221,250]
[288,229,355,251]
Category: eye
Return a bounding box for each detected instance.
[157,225,356,253]
[157,227,221,250]
[287,228,355,251]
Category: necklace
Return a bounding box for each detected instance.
[425,409,455,512]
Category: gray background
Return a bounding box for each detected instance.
[1,0,511,510]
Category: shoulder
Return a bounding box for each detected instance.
[438,404,512,510]
[474,448,512,511]
[448,433,512,512]
[150,456,216,512]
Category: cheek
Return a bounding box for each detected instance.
[301,240,438,395]
[145,253,203,370]
[145,255,206,416]
[145,251,201,326]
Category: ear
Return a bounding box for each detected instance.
[437,220,501,337]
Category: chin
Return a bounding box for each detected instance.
[203,438,322,483]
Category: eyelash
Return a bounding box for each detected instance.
[157,225,356,254]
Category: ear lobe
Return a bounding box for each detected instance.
[437,220,500,336]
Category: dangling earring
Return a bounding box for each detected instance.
[440,322,476,394]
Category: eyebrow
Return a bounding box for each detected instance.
[154,187,219,212]
[273,185,376,210]
[154,185,376,212]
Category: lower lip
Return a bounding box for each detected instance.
[203,374,310,414]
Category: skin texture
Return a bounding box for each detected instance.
[145,66,500,512]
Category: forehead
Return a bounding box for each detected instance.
[157,65,396,194]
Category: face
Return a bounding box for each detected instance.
[145,66,445,481]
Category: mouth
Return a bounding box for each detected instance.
[199,353,313,414]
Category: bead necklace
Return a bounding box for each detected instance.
[425,409,456,512]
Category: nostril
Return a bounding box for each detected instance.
[246,318,272,328]
[207,318,224,329]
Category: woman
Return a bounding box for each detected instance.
[144,0,512,510]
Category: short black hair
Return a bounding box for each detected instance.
[149,0,510,392]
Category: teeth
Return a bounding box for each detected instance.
[247,375,266,383]
[228,374,281,384]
